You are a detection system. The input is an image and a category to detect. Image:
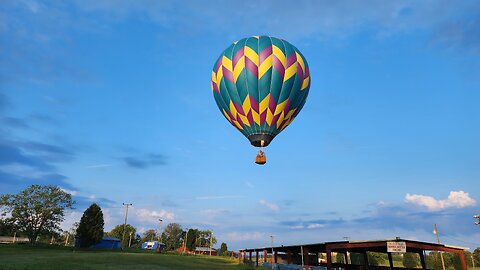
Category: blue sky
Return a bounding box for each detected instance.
[1,0,479,251]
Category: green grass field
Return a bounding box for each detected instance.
[0,245,266,270]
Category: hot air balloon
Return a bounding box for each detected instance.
[211,36,311,165]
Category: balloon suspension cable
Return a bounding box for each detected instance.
[255,140,267,165]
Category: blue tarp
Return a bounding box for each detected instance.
[91,236,121,249]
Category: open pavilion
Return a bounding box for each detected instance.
[239,238,468,270]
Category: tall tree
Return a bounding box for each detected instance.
[219,242,228,256]
[76,203,104,248]
[186,228,198,251]
[161,223,183,251]
[0,185,74,244]
[107,224,137,247]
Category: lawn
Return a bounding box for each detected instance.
[0,245,266,270]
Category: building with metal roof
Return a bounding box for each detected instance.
[239,238,468,270]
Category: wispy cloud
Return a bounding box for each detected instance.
[86,164,113,168]
[259,199,280,212]
[122,153,167,169]
[405,190,476,210]
[195,195,243,200]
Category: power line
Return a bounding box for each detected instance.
[439,233,480,247]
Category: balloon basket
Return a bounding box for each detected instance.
[255,150,266,165]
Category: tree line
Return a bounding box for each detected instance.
[0,185,230,255]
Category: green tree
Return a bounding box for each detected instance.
[426,251,444,270]
[368,252,387,266]
[107,224,137,247]
[0,185,74,244]
[141,229,158,242]
[161,223,184,251]
[473,248,480,267]
[186,228,198,251]
[76,203,104,248]
[0,218,16,236]
[219,242,228,256]
[350,253,365,265]
[403,253,419,268]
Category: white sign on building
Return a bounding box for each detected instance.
[387,241,406,253]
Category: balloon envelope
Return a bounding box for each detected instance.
[211,36,310,147]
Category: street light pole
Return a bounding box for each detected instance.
[158,219,163,243]
[183,228,188,255]
[210,231,213,256]
[474,214,480,225]
[433,224,446,270]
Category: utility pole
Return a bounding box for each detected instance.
[122,203,132,249]
[433,224,446,270]
[270,235,274,270]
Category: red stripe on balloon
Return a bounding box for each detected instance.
[250,96,259,113]
[272,56,285,78]
[244,57,258,77]
[271,114,280,126]
[247,110,254,126]
[232,47,245,68]
[215,58,222,72]
[268,95,277,113]
[260,111,267,124]
[259,45,272,64]
[296,62,304,81]
[211,80,219,92]
[286,53,297,68]
[233,101,246,116]
[222,66,234,83]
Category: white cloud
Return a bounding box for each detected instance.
[224,232,265,241]
[60,188,77,196]
[290,223,324,230]
[405,190,476,210]
[135,208,175,221]
[60,210,82,231]
[307,223,324,229]
[259,199,280,212]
